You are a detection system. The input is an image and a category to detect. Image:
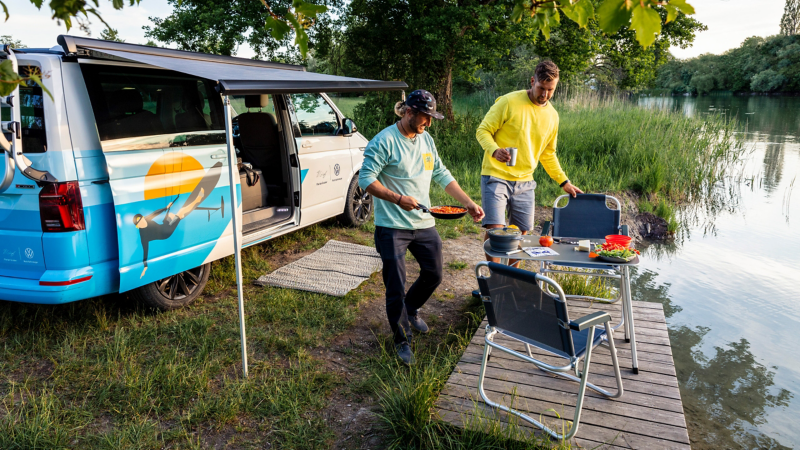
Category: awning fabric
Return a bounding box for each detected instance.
[59,35,407,94]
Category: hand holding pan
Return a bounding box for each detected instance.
[416,204,468,220]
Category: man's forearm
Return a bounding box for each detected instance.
[444,181,474,206]
[365,180,402,204]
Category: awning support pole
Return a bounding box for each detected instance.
[223,94,248,378]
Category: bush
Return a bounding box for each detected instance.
[750,69,787,93]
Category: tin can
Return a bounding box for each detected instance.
[506,147,518,167]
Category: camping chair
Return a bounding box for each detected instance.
[475,262,624,440]
[540,194,629,304]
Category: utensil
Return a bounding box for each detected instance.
[416,204,468,220]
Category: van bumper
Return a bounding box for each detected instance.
[0,261,119,304]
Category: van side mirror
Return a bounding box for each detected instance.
[342,118,357,137]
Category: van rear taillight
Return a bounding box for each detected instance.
[39,182,85,232]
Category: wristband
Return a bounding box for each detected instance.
[396,195,403,205]
[559,179,570,188]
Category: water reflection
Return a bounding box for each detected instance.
[631,268,794,449]
[630,95,800,448]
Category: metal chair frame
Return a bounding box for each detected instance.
[540,194,627,305]
[475,262,624,441]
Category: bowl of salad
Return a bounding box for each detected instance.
[589,242,640,263]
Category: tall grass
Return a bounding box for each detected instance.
[357,89,744,226]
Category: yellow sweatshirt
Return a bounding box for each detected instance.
[476,90,568,184]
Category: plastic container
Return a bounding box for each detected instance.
[605,234,632,248]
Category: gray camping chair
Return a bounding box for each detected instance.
[475,262,624,441]
[540,194,629,304]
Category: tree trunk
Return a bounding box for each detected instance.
[434,58,455,121]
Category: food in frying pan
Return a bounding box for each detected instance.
[429,206,467,214]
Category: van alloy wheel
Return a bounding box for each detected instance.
[353,186,373,223]
[157,265,205,300]
[339,175,373,226]
[130,263,211,311]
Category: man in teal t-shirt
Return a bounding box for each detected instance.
[359,90,484,365]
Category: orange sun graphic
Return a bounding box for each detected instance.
[144,152,205,200]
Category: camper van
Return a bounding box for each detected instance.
[0,36,405,310]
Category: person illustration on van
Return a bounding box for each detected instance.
[134,161,226,278]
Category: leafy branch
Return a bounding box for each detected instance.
[0,60,52,99]
[262,0,328,58]
[512,0,695,47]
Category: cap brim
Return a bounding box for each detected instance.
[424,110,445,120]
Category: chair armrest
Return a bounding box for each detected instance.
[569,311,612,331]
[541,221,551,236]
[620,224,629,236]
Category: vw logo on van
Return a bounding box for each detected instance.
[24,248,34,259]
[334,164,340,177]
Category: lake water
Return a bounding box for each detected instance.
[635,95,800,449]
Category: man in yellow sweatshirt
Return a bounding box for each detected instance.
[476,60,582,263]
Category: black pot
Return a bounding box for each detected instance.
[487,227,523,253]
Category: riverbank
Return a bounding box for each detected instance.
[393,91,743,241]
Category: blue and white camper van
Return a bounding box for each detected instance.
[0,36,405,309]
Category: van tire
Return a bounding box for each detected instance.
[339,175,373,227]
[130,263,210,311]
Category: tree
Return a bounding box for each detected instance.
[0,35,26,48]
[781,0,800,36]
[99,28,124,42]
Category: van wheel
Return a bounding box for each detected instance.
[339,176,373,226]
[130,263,210,311]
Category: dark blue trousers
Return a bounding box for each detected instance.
[374,226,443,344]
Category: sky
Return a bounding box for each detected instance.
[0,0,790,61]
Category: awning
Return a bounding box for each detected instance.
[58,35,407,94]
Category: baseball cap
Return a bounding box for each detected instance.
[405,89,444,120]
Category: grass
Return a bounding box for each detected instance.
[448,260,469,270]
[0,222,374,449]
[0,90,743,448]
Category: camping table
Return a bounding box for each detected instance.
[483,236,641,374]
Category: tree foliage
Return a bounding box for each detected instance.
[99,28,124,42]
[144,0,337,61]
[781,0,800,36]
[654,34,800,94]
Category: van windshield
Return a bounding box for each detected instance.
[80,64,225,143]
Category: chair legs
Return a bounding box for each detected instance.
[478,326,624,441]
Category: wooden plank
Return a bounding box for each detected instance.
[436,407,637,450]
[460,350,680,391]
[465,337,678,378]
[468,331,676,366]
[436,397,691,450]
[452,362,685,409]
[440,383,689,443]
[443,373,686,425]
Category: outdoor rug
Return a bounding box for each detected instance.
[254,239,382,297]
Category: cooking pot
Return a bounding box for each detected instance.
[487,227,523,253]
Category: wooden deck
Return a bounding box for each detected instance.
[434,300,691,449]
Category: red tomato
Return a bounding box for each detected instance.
[539,236,554,247]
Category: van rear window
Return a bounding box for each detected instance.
[79,64,225,142]
[20,66,47,153]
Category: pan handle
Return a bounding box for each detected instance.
[415,203,431,214]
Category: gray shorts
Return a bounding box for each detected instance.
[480,175,536,231]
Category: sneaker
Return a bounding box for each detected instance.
[396,342,415,365]
[409,314,429,333]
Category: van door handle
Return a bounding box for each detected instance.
[211,150,228,159]
[301,141,312,148]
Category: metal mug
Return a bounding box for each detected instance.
[506,147,518,167]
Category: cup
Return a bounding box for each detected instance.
[506,147,518,167]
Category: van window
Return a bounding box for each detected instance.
[20,66,47,153]
[290,94,339,136]
[79,64,225,142]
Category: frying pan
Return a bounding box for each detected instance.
[416,204,468,220]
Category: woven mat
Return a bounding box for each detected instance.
[254,239,382,297]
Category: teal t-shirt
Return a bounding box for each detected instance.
[358,124,455,230]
